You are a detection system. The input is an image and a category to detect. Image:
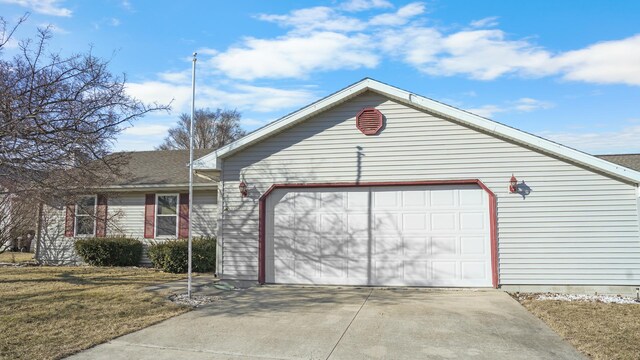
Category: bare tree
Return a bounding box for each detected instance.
[0,15,169,196]
[157,108,246,150]
[0,15,169,252]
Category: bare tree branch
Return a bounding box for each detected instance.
[156,108,246,150]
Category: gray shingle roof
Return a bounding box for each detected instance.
[110,149,214,186]
[596,154,640,172]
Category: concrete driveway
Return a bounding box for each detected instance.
[68,286,585,360]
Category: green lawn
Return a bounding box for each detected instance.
[0,266,189,360]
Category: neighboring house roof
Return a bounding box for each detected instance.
[103,149,215,190]
[596,154,640,172]
[194,78,640,184]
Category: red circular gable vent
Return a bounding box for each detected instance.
[356,108,383,135]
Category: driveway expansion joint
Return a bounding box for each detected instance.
[325,288,373,360]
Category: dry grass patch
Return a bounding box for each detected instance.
[0,266,188,360]
[516,294,640,359]
[0,252,35,263]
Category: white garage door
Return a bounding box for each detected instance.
[265,185,492,287]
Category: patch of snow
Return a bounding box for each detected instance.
[536,293,640,304]
[169,293,221,307]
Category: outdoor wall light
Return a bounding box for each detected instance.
[509,174,518,193]
[239,181,248,198]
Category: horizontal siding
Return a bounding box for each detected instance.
[37,191,217,265]
[37,203,80,265]
[219,91,640,285]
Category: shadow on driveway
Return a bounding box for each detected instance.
[68,286,585,360]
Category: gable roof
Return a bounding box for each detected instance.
[194,78,640,185]
[104,149,215,189]
[597,154,640,172]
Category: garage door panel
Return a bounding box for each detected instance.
[268,185,491,287]
[460,213,486,230]
[431,213,457,231]
[347,191,369,209]
[462,262,487,280]
[319,213,346,234]
[402,235,429,256]
[461,236,486,255]
[431,236,457,256]
[432,261,457,281]
[320,236,348,257]
[431,190,456,207]
[403,213,428,231]
[373,233,402,256]
[402,190,428,208]
[373,191,399,209]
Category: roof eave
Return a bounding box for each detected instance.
[193,78,640,185]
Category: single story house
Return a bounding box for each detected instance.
[193,78,640,294]
[36,149,218,265]
[38,78,640,295]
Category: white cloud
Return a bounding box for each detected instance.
[157,70,191,84]
[211,32,378,80]
[109,18,121,27]
[122,124,171,136]
[467,97,554,118]
[39,22,68,34]
[257,7,366,33]
[196,48,218,56]
[0,0,72,17]
[240,118,269,128]
[121,0,133,12]
[553,35,640,86]
[539,125,640,154]
[369,2,425,26]
[340,0,393,12]
[207,3,640,85]
[466,104,505,118]
[513,98,553,112]
[126,81,316,115]
[469,16,499,28]
[421,29,553,80]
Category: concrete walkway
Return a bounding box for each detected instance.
[68,286,585,360]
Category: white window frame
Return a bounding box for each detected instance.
[155,193,179,238]
[75,195,97,237]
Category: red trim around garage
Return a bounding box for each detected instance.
[258,179,499,288]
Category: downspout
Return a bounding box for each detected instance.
[216,160,225,279]
[34,202,44,263]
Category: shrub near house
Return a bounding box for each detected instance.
[74,237,142,266]
[148,237,216,273]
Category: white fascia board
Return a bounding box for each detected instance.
[194,78,640,184]
[93,183,217,193]
[193,80,372,170]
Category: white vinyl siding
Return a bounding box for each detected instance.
[37,190,217,265]
[219,91,640,285]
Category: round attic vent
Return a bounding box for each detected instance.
[356,108,383,135]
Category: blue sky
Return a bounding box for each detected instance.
[1,0,639,154]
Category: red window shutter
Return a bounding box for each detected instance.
[96,194,108,237]
[178,193,189,238]
[64,204,75,237]
[144,194,155,238]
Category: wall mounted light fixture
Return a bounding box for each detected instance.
[509,174,518,193]
[239,181,248,198]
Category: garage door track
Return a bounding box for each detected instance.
[68,287,585,359]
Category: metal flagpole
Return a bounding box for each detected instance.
[188,52,197,298]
